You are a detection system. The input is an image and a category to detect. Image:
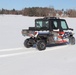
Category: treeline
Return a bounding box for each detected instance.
[66,9,76,17]
[0,7,76,17]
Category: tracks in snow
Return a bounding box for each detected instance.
[0,45,69,58]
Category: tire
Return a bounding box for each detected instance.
[24,39,33,48]
[37,40,46,51]
[69,37,75,45]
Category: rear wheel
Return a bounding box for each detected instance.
[24,39,33,48]
[69,37,75,45]
[37,40,46,51]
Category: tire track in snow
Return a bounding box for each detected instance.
[0,48,23,52]
[0,45,69,58]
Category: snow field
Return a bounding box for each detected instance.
[0,15,76,75]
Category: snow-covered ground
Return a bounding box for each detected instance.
[0,15,76,75]
[0,15,39,49]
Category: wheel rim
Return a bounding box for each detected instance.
[27,41,30,45]
[40,42,45,49]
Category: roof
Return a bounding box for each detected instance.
[35,17,66,21]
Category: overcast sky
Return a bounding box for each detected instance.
[0,0,76,10]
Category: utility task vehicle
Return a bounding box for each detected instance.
[22,17,75,50]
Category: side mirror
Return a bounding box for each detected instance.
[68,28,73,31]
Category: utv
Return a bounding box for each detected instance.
[22,17,75,50]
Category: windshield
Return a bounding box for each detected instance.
[61,21,68,30]
[35,20,49,29]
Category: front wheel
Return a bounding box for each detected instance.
[69,37,75,45]
[37,40,46,51]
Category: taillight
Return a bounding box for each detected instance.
[34,32,37,35]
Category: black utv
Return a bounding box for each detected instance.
[22,17,75,51]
